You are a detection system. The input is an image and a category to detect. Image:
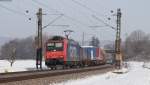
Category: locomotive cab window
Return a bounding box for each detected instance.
[47,43,54,46]
[55,43,63,47]
[47,42,63,51]
[55,42,63,51]
[47,43,55,51]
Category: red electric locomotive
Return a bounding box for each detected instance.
[45,36,66,68]
[44,36,80,69]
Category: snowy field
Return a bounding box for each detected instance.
[0,60,47,73]
[0,60,150,85]
[53,62,150,85]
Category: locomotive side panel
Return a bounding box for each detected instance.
[66,40,80,66]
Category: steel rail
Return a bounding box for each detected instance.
[0,64,114,83]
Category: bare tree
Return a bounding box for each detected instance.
[104,43,115,50]
[1,39,18,59]
[89,36,100,47]
[0,35,50,60]
[0,37,36,59]
[9,47,16,67]
[123,30,150,61]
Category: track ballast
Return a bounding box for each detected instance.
[0,64,114,83]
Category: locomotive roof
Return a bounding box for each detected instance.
[49,36,65,41]
[47,36,78,43]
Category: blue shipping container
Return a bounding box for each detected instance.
[81,46,97,61]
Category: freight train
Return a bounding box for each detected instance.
[44,36,106,69]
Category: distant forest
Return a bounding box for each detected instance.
[0,37,36,59]
[0,30,150,61]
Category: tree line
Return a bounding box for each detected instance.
[122,30,150,61]
[0,37,36,59]
[0,30,150,61]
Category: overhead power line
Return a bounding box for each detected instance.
[0,4,27,16]
[63,14,89,27]
[92,15,116,30]
[31,0,59,13]
[31,0,90,28]
[70,0,115,29]
[42,14,64,29]
[31,0,88,28]
[0,0,12,2]
[71,0,108,18]
[89,25,107,28]
[48,25,69,27]
[58,0,95,25]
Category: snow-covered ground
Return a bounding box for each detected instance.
[0,60,47,73]
[0,60,150,85]
[53,62,150,85]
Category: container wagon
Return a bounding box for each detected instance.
[81,46,106,66]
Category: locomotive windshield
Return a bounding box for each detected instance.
[47,42,63,51]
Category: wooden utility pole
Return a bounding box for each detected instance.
[36,8,43,69]
[115,8,122,69]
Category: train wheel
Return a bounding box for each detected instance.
[63,65,67,69]
[54,67,57,70]
[70,65,73,68]
[65,65,70,69]
[51,67,53,70]
[62,66,65,69]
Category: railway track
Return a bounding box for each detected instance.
[0,64,114,83]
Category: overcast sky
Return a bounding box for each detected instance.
[0,0,150,42]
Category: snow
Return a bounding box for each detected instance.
[113,67,129,74]
[143,62,150,69]
[0,60,47,73]
[53,62,150,85]
[0,60,150,85]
